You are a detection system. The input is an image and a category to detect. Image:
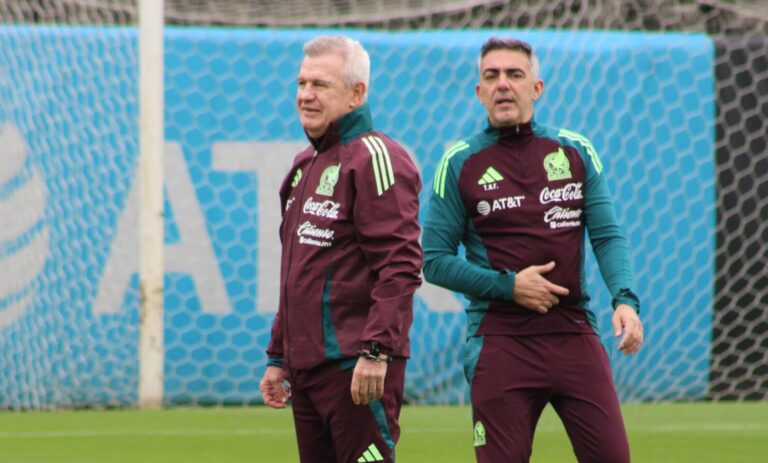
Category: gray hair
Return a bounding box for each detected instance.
[478,37,541,81]
[304,35,371,99]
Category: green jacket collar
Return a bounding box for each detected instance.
[307,104,374,152]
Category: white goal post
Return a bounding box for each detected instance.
[138,0,164,410]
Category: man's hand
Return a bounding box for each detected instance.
[513,261,570,313]
[351,357,388,405]
[259,365,290,409]
[613,304,643,355]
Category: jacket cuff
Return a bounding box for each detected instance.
[612,288,640,314]
[266,357,284,368]
[495,270,516,300]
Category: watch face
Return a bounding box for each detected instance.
[369,342,380,356]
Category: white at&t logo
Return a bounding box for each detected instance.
[93,141,463,315]
[0,123,50,329]
[477,196,525,216]
[477,200,491,216]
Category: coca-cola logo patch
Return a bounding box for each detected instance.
[303,197,341,219]
[539,182,583,204]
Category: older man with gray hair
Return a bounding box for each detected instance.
[259,35,423,463]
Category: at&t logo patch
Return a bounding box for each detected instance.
[476,196,525,216]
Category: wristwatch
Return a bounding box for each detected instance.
[357,341,392,363]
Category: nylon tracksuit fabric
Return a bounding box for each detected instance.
[423,118,639,338]
[422,118,637,463]
[266,104,423,374]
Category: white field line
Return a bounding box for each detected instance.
[1,423,767,439]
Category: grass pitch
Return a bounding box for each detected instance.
[2,402,767,462]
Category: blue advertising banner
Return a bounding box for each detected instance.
[0,27,714,407]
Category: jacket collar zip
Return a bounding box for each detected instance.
[485,118,535,147]
[306,103,374,153]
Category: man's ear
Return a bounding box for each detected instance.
[532,79,544,101]
[351,82,367,107]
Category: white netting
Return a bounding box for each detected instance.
[0,12,138,408]
[0,0,765,408]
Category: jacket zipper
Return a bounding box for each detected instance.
[282,150,318,377]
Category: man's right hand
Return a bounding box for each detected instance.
[259,365,290,409]
[513,261,569,313]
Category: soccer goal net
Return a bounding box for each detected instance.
[0,0,765,408]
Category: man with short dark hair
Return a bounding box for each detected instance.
[423,37,643,463]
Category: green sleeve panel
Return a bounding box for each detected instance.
[422,142,515,302]
[266,358,283,368]
[559,129,640,313]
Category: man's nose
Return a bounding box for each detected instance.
[298,87,315,101]
[497,75,512,90]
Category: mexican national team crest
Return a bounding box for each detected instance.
[473,421,486,447]
[316,164,340,196]
[544,147,572,181]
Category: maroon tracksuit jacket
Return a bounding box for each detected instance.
[266,104,422,373]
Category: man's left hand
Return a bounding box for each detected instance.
[613,304,643,355]
[351,357,388,405]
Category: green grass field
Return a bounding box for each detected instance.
[2,403,767,462]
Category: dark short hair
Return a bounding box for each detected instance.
[480,37,534,59]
